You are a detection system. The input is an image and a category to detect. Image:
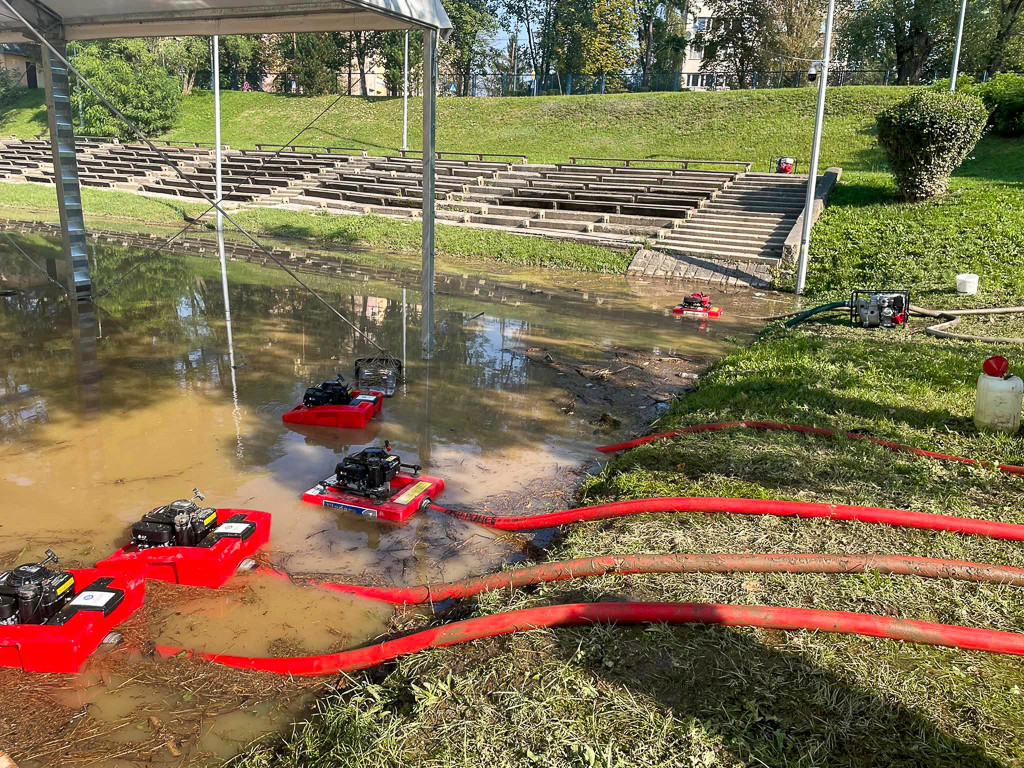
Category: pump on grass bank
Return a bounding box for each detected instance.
[303,442,445,523]
[850,290,910,329]
[97,488,271,588]
[0,550,145,673]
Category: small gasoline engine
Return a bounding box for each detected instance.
[0,549,76,625]
[131,489,220,550]
[851,290,910,329]
[333,443,421,501]
[775,157,796,174]
[303,375,355,408]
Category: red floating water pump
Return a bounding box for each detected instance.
[282,374,383,429]
[0,550,145,673]
[673,293,723,319]
[302,444,444,523]
[97,490,271,588]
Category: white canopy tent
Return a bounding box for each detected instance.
[0,0,450,354]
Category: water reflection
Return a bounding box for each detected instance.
[1,231,771,586]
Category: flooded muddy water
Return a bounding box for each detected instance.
[0,229,781,765]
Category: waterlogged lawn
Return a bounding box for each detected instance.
[238,324,1024,768]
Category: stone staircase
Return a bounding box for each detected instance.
[655,173,806,264]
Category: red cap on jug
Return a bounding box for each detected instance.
[983,356,1009,378]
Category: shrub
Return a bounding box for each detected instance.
[69,39,180,141]
[0,67,22,110]
[876,90,988,202]
[978,73,1024,137]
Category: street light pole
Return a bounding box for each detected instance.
[950,0,968,92]
[795,0,835,296]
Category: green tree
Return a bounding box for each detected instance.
[379,31,423,97]
[156,37,207,94]
[440,0,498,95]
[693,0,777,85]
[69,39,181,140]
[840,0,958,84]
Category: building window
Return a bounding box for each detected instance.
[695,16,711,31]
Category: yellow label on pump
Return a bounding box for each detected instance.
[392,481,432,506]
[204,511,217,526]
[56,576,75,596]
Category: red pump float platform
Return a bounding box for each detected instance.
[302,446,444,523]
[282,391,383,429]
[303,473,444,523]
[97,507,271,589]
[0,562,145,674]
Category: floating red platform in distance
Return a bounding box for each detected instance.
[0,565,145,673]
[302,473,445,523]
[96,509,271,588]
[673,305,723,319]
[281,390,383,429]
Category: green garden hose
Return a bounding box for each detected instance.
[783,301,850,327]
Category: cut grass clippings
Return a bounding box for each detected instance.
[237,320,1024,768]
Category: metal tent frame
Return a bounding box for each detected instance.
[0,0,450,355]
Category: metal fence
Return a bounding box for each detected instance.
[247,68,1016,97]
[437,68,1011,96]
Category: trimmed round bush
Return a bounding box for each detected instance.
[979,73,1024,137]
[876,90,988,202]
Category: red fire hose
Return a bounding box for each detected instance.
[594,420,1024,475]
[302,553,1024,604]
[430,497,1024,539]
[155,600,1024,676]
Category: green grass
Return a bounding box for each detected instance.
[237,322,1024,768]
[0,183,630,273]
[805,131,1024,306]
[1,86,907,169]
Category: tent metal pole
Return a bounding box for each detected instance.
[213,34,236,373]
[421,27,437,358]
[41,38,91,302]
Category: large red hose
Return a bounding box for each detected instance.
[430,497,1024,539]
[154,600,1024,676]
[595,420,1024,475]
[304,553,1024,604]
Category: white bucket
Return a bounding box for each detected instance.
[956,273,979,295]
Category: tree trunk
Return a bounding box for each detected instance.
[987,0,1024,72]
[357,33,368,95]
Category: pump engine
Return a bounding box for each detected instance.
[333,443,421,501]
[0,550,75,625]
[303,375,355,408]
[131,489,219,550]
[680,292,711,311]
[851,290,910,329]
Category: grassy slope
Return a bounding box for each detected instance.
[0,86,909,274]
[239,327,1024,768]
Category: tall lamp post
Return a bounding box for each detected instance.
[402,30,409,150]
[795,0,836,295]
[950,0,968,92]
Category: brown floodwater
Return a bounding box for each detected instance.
[0,229,781,765]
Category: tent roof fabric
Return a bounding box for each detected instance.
[0,0,451,43]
